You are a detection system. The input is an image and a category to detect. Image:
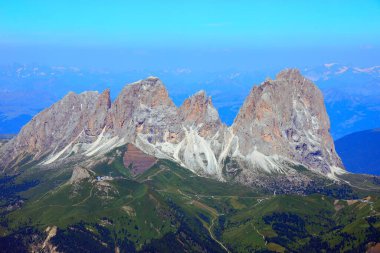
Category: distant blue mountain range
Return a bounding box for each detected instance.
[304,63,380,139]
[335,128,380,175]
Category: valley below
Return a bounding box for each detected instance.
[1,144,380,252]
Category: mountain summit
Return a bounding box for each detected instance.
[231,69,342,174]
[0,69,344,189]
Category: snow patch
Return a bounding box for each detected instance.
[353,66,380,73]
[324,63,337,68]
[335,66,348,74]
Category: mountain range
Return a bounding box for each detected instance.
[0,69,343,189]
[335,128,380,175]
[0,69,380,252]
[1,63,380,140]
[303,63,380,139]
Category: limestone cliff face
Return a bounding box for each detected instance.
[0,90,110,171]
[87,89,111,136]
[0,77,224,176]
[114,81,225,178]
[231,69,343,173]
[0,70,343,183]
[105,77,182,148]
[174,90,225,178]
[179,90,222,137]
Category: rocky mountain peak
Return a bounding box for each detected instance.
[119,77,174,108]
[0,91,110,170]
[87,89,111,136]
[193,89,206,96]
[179,90,222,137]
[108,77,180,145]
[98,88,111,109]
[180,90,218,122]
[275,68,303,81]
[145,76,161,83]
[232,68,343,174]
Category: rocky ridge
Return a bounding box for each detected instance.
[0,70,344,187]
[230,69,343,175]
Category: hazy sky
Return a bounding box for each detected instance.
[1,0,379,70]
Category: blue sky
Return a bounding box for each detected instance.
[0,0,379,70]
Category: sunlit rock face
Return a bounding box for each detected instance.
[107,77,181,143]
[231,69,343,174]
[179,90,222,137]
[0,70,343,185]
[0,90,111,170]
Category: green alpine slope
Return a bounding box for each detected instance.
[1,145,380,252]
